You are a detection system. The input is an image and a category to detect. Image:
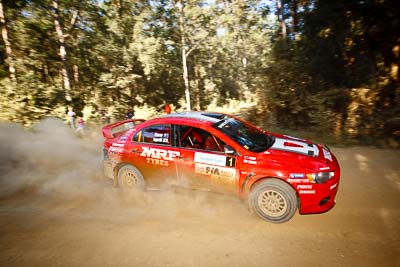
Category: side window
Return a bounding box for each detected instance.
[178,126,226,152]
[133,125,171,145]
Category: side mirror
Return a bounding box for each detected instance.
[224,145,235,155]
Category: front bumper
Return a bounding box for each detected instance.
[298,179,339,214]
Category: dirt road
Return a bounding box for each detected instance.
[0,119,399,266]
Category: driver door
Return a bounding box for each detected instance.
[175,125,238,195]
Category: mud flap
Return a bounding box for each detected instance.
[103,160,114,179]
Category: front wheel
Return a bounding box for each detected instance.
[249,179,298,223]
[117,165,145,191]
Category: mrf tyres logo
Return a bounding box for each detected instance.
[139,147,180,166]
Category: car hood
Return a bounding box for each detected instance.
[270,135,320,158]
[262,134,336,172]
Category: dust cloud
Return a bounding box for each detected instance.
[0,117,248,222]
[0,118,103,199]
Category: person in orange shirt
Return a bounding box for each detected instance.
[164,104,171,114]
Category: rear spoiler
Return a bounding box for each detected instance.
[102,119,145,139]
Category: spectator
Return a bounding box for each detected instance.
[126,109,135,119]
[76,117,85,134]
[165,104,171,114]
[67,107,76,129]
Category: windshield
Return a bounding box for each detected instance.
[213,118,275,152]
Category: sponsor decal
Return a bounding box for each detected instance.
[323,149,332,161]
[271,138,319,157]
[243,155,257,165]
[145,158,169,166]
[109,146,124,153]
[112,143,124,147]
[287,178,310,183]
[139,147,180,166]
[290,173,305,178]
[195,163,236,179]
[297,184,313,190]
[299,190,316,194]
[330,183,338,190]
[194,152,236,167]
[153,132,169,144]
[297,184,315,194]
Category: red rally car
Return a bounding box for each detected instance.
[102,111,340,223]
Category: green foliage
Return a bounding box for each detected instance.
[0,74,64,125]
[0,0,398,146]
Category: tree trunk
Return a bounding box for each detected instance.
[290,0,298,36]
[41,61,49,82]
[52,0,72,102]
[276,0,287,40]
[194,62,201,110]
[73,64,79,86]
[178,0,191,111]
[0,0,16,82]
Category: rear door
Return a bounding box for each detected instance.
[123,124,180,188]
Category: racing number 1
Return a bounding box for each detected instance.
[226,157,236,167]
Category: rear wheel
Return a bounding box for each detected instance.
[117,165,145,190]
[249,179,297,223]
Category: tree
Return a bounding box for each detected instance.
[174,0,216,111]
[177,0,191,110]
[52,0,74,102]
[0,0,16,82]
[276,0,287,40]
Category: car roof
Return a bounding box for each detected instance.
[161,111,229,124]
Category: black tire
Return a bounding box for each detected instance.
[117,165,145,190]
[249,179,297,223]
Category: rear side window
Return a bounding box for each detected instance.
[133,125,171,145]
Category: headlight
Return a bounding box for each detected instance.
[306,172,334,184]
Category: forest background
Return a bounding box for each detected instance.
[0,0,399,146]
